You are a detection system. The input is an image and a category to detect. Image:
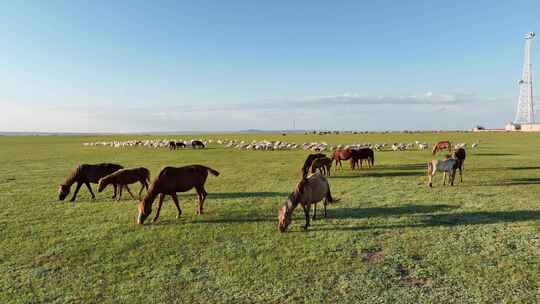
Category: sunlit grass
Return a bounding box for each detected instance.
[0,132,539,303]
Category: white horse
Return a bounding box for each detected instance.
[427,158,458,187]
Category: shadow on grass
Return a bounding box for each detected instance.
[331,171,424,178]
[508,166,540,170]
[330,204,458,220]
[377,163,426,170]
[177,192,289,199]
[475,153,517,156]
[481,178,540,186]
[314,209,540,232]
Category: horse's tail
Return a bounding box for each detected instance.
[326,187,339,204]
[204,166,220,177]
[427,161,433,176]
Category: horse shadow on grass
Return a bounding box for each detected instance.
[330,171,424,179]
[314,208,540,232]
[480,178,540,186]
[474,153,517,156]
[177,192,289,199]
[508,166,540,171]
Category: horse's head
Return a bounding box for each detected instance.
[97,178,107,192]
[277,203,292,232]
[58,184,70,201]
[136,195,154,224]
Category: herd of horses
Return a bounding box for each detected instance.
[168,140,206,150]
[57,140,465,231]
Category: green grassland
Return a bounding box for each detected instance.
[0,132,539,303]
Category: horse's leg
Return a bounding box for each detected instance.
[138,181,145,198]
[70,182,83,202]
[312,202,317,221]
[460,163,464,182]
[301,203,310,231]
[323,198,327,218]
[112,184,117,199]
[195,186,207,214]
[152,194,165,222]
[84,182,95,200]
[171,193,182,218]
[124,185,136,200]
[117,185,123,201]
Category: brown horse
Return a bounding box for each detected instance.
[452,148,466,182]
[58,163,123,202]
[137,165,220,224]
[301,153,326,177]
[331,149,354,170]
[98,167,150,201]
[310,157,332,176]
[350,148,375,169]
[432,141,452,155]
[278,174,336,232]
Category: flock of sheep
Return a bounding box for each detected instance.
[82,138,479,152]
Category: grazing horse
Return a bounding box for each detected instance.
[301,153,326,177]
[331,149,354,170]
[137,165,220,224]
[310,157,332,176]
[191,140,205,149]
[432,141,452,155]
[350,148,375,169]
[452,148,466,183]
[176,142,187,148]
[278,174,337,232]
[426,157,458,187]
[98,167,150,201]
[58,163,123,202]
[168,141,176,150]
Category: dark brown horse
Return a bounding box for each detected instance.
[350,148,375,169]
[98,167,150,201]
[301,153,326,177]
[331,149,354,170]
[137,165,220,224]
[452,148,466,182]
[432,141,452,155]
[191,140,205,149]
[58,163,123,202]
[278,174,336,232]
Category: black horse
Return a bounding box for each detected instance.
[192,140,205,149]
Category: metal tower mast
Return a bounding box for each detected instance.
[514,32,535,124]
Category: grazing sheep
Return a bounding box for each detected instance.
[98,167,151,201]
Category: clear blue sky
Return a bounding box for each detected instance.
[1,1,539,132]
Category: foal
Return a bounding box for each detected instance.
[426,156,458,187]
[98,167,150,201]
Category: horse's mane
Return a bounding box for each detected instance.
[63,165,83,186]
[289,176,309,206]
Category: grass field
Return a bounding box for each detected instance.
[1,132,539,303]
